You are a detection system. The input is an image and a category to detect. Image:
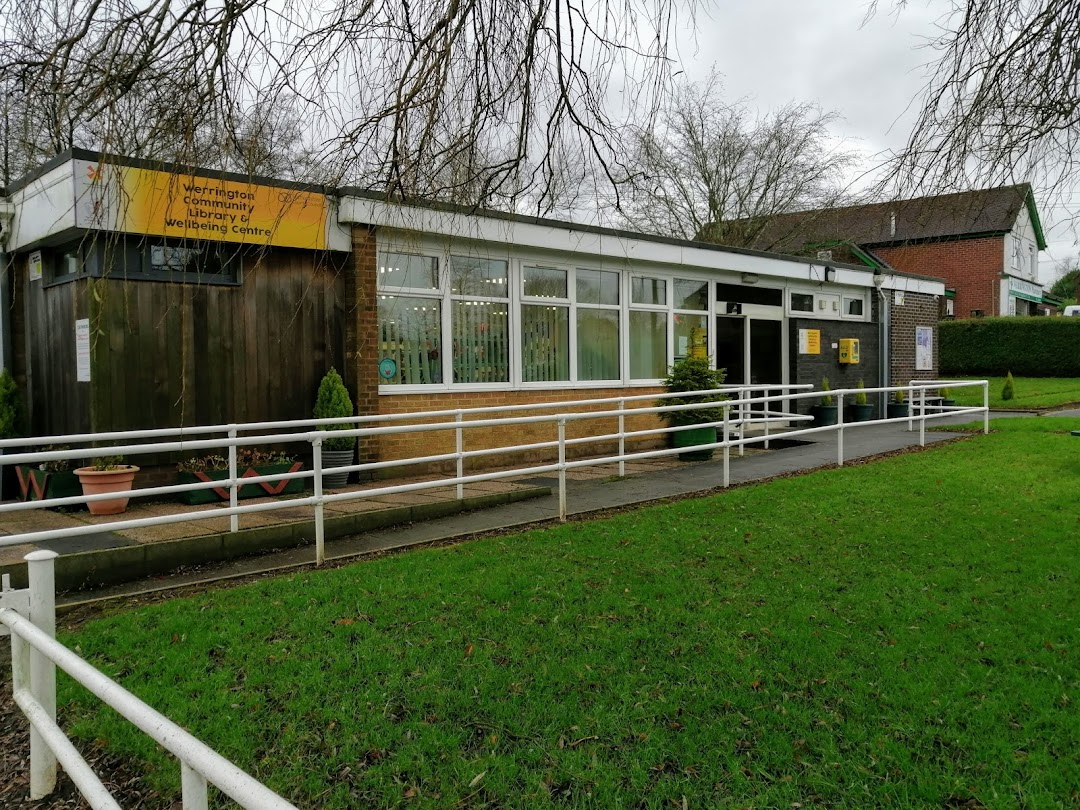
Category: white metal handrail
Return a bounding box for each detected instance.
[1,552,299,809]
[0,381,990,563]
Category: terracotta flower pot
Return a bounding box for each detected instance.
[75,466,140,515]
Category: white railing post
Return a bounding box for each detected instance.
[181,761,209,810]
[557,418,567,522]
[919,387,926,446]
[908,384,915,431]
[617,398,626,478]
[454,411,464,500]
[983,381,990,434]
[837,392,845,466]
[27,549,58,799]
[737,388,745,457]
[312,438,325,565]
[763,389,771,450]
[722,405,730,488]
[227,426,239,534]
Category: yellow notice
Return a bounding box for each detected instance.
[799,328,821,355]
[118,167,329,249]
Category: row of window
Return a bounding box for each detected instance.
[377,251,868,387]
[35,238,242,285]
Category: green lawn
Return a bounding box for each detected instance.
[947,376,1080,409]
[60,418,1080,809]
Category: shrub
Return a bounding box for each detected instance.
[940,317,1080,377]
[854,380,868,406]
[86,455,128,471]
[0,368,26,439]
[1001,371,1016,401]
[660,356,727,426]
[820,377,834,407]
[893,388,906,404]
[314,368,356,452]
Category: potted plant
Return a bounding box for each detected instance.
[314,367,356,487]
[176,449,305,505]
[849,380,874,422]
[15,445,84,504]
[886,388,909,419]
[75,455,140,515]
[810,377,838,427]
[660,356,727,461]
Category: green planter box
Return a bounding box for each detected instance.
[810,405,838,427]
[847,403,875,422]
[671,426,717,461]
[15,466,83,505]
[178,462,305,505]
[886,403,910,419]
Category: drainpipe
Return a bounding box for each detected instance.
[874,272,889,412]
[0,201,11,371]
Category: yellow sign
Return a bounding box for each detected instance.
[117,166,330,250]
[799,328,821,355]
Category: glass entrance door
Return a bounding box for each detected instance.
[749,319,784,415]
[714,316,745,384]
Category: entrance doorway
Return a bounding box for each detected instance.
[715,315,786,414]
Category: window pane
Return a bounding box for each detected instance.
[630,311,668,379]
[577,309,620,380]
[673,278,707,310]
[577,269,619,305]
[523,266,567,298]
[378,295,443,384]
[845,298,864,317]
[674,314,707,362]
[379,252,439,290]
[521,305,569,381]
[449,256,508,297]
[452,300,510,383]
[632,277,667,305]
[790,292,814,312]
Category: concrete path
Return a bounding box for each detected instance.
[64,420,976,608]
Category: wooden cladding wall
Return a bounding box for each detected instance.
[87,248,349,434]
[15,264,92,436]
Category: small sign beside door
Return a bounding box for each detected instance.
[75,319,91,382]
[29,251,43,282]
[798,328,821,355]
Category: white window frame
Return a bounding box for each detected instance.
[573,266,622,384]
[448,254,511,386]
[520,263,572,386]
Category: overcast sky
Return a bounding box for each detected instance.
[657,0,1074,284]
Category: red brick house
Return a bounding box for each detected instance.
[700,184,1053,319]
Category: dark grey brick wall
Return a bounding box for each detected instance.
[789,317,881,417]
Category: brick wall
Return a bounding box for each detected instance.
[375,387,667,474]
[346,225,380,464]
[789,317,881,417]
[874,237,1004,318]
[889,290,939,385]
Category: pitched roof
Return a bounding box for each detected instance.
[700,184,1046,254]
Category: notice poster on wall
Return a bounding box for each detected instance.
[915,326,933,371]
[798,328,821,355]
[28,251,43,282]
[75,319,91,382]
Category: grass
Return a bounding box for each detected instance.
[947,376,1080,410]
[59,418,1080,808]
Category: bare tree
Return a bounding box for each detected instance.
[0,0,700,208]
[614,71,861,243]
[873,0,1080,203]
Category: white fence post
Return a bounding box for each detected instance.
[919,387,926,446]
[455,411,464,500]
[617,398,626,478]
[722,405,730,488]
[27,549,58,799]
[557,418,567,522]
[181,761,209,810]
[228,426,239,534]
[908,384,915,431]
[983,381,990,434]
[737,388,746,457]
[837,392,845,466]
[312,438,325,565]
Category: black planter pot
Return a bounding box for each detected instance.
[671,426,717,461]
[886,402,909,419]
[321,448,355,488]
[848,403,875,422]
[810,404,838,427]
[940,399,956,407]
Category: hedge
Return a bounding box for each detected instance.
[940,317,1080,377]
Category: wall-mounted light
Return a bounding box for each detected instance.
[741,272,759,285]
[824,266,836,283]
